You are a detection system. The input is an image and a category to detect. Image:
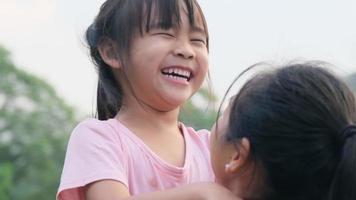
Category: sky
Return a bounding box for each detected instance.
[1,0,356,115]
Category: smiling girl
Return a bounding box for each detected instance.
[57,0,238,200]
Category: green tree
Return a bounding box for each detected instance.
[0,46,76,199]
[179,87,218,130]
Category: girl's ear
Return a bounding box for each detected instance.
[98,39,121,69]
[225,138,251,174]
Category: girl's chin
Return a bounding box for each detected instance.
[150,102,183,112]
[162,97,190,108]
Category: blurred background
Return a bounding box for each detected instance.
[1,0,356,199]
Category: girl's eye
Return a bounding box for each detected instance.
[191,38,206,45]
[156,32,175,37]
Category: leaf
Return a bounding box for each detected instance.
[0,45,77,199]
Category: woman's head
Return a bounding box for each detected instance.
[86,0,209,120]
[211,62,356,200]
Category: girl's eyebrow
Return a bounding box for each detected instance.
[148,21,178,30]
[190,25,206,35]
[148,22,206,34]
[148,22,166,30]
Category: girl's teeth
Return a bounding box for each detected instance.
[164,74,188,81]
[162,67,191,81]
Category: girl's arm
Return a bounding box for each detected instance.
[85,180,241,200]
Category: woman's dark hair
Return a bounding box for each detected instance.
[85,0,209,120]
[223,62,356,200]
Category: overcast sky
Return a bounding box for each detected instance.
[1,0,356,115]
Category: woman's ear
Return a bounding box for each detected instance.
[225,138,251,174]
[98,39,121,69]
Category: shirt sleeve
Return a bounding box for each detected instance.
[57,119,128,200]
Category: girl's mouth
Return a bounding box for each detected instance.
[161,67,193,82]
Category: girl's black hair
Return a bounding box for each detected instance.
[85,0,209,120]
[223,62,356,200]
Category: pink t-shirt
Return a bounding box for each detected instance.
[57,118,214,200]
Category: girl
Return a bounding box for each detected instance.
[210,62,356,200]
[57,0,238,200]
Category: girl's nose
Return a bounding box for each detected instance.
[173,41,195,60]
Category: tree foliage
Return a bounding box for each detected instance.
[179,87,218,130]
[0,46,76,199]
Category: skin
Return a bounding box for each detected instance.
[210,104,266,200]
[120,12,209,113]
[116,2,208,167]
[85,2,240,200]
[210,105,237,185]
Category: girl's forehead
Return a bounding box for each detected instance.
[145,0,207,32]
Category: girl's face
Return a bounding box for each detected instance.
[119,2,209,111]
